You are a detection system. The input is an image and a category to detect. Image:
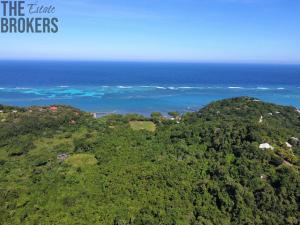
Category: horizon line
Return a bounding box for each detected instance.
[0,59,300,66]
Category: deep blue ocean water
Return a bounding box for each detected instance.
[0,61,300,115]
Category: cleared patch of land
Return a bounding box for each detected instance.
[65,154,97,167]
[129,121,156,132]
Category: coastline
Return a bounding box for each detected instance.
[1,85,300,115]
[2,96,300,119]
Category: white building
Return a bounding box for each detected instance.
[259,143,274,150]
[286,142,292,148]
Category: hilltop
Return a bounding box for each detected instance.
[0,97,299,225]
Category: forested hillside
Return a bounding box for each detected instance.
[0,97,299,225]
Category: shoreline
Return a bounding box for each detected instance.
[90,107,200,118]
[1,85,300,112]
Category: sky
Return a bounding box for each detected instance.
[0,0,300,63]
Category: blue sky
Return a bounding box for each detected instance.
[0,0,300,63]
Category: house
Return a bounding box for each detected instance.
[259,143,274,150]
[69,120,76,124]
[260,175,267,180]
[49,106,58,112]
[286,142,292,148]
[291,137,299,142]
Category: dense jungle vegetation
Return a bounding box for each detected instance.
[0,97,299,225]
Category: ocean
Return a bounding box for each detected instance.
[0,61,300,115]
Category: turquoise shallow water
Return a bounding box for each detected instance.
[0,85,299,115]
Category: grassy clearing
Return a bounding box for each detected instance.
[129,121,156,132]
[0,112,7,121]
[65,154,97,167]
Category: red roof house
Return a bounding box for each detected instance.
[49,106,58,112]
